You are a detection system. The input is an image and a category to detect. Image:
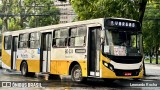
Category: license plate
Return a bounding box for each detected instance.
[124,72,132,76]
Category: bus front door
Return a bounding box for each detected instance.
[40,32,52,73]
[88,27,101,77]
[11,36,18,70]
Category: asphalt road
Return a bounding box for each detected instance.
[0,64,160,90]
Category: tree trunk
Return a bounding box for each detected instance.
[139,0,148,24]
[139,0,148,76]
[155,46,159,64]
[2,17,8,32]
[149,52,152,63]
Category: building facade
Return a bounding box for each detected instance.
[54,0,76,23]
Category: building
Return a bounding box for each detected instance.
[54,0,76,23]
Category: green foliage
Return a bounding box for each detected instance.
[0,19,2,29]
[29,5,60,28]
[8,18,22,31]
[70,0,140,21]
[145,59,160,64]
[0,0,60,31]
[142,0,160,63]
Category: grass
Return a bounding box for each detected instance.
[145,59,160,64]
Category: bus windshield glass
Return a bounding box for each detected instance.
[103,30,142,56]
[112,31,136,46]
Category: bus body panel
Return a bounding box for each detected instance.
[2,49,11,69]
[26,60,40,72]
[100,52,143,78]
[50,60,69,75]
[50,60,87,76]
[101,63,143,79]
[2,35,11,69]
[16,48,41,72]
[16,59,40,72]
[16,59,21,71]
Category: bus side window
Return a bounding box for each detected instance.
[29,32,40,48]
[53,28,68,47]
[18,33,28,48]
[69,26,86,47]
[4,35,12,50]
[69,28,77,47]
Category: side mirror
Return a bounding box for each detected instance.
[100,37,104,45]
[100,30,105,44]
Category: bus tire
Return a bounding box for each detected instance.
[71,64,85,83]
[21,61,29,76]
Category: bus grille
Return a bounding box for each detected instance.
[114,69,140,76]
[107,55,142,64]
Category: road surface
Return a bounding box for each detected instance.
[0,63,159,90]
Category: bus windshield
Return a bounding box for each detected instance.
[103,30,142,56]
[112,31,136,47]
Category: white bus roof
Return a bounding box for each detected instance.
[3,17,138,35]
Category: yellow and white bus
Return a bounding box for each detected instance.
[2,18,144,82]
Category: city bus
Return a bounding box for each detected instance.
[1,18,144,82]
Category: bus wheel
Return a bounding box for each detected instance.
[71,64,84,83]
[21,62,28,76]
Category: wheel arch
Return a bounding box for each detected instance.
[20,60,27,71]
[69,61,80,75]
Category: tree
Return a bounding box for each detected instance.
[70,0,147,21]
[143,0,160,64]
[1,0,11,32]
[28,3,60,28]
[69,0,149,75]
[0,0,60,31]
[139,0,148,24]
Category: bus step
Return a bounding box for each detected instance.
[90,71,100,76]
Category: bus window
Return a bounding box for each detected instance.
[18,33,28,48]
[53,28,68,47]
[69,26,86,47]
[29,32,40,48]
[4,35,12,50]
[107,30,142,56]
[111,31,131,46]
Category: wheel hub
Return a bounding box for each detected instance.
[22,64,26,75]
[74,69,81,80]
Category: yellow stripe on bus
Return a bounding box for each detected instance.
[2,49,11,68]
[16,59,40,72]
[50,60,87,77]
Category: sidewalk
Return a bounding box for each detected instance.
[144,63,160,80]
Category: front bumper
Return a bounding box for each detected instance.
[101,63,144,79]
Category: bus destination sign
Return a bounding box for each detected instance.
[105,19,140,29]
[110,20,136,28]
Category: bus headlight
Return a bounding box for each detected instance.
[103,61,114,71]
[109,65,114,71]
[104,62,108,67]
